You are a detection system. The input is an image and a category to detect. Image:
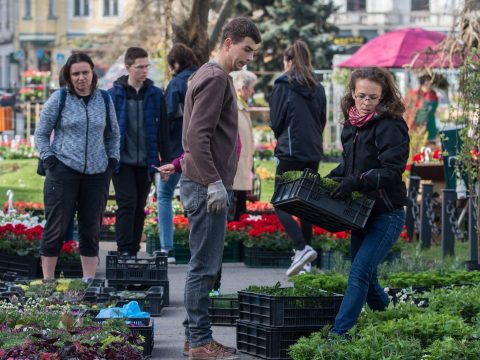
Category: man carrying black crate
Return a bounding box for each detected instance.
[177,17,261,360]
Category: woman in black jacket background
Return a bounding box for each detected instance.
[329,67,409,336]
[269,40,327,277]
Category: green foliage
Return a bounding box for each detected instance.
[290,272,348,294]
[369,312,471,347]
[245,281,336,297]
[289,269,480,295]
[278,170,363,201]
[0,159,44,203]
[382,269,480,288]
[427,285,480,323]
[289,329,423,360]
[423,338,480,360]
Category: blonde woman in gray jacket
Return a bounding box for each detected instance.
[34,53,120,282]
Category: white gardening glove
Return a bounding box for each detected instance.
[207,180,228,214]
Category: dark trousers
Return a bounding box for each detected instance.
[112,164,152,254]
[233,190,247,221]
[41,162,110,257]
[274,159,319,251]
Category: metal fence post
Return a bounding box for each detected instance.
[467,195,479,270]
[420,183,433,249]
[441,189,456,257]
[406,176,421,241]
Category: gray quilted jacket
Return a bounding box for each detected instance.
[34,88,120,174]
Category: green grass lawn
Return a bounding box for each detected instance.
[0,159,338,204]
[258,160,338,202]
[0,159,44,203]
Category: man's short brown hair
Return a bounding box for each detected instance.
[124,47,149,66]
[221,17,261,45]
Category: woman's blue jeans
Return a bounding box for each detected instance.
[332,208,405,335]
[156,172,181,251]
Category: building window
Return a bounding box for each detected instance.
[74,0,89,17]
[103,0,119,16]
[411,0,429,11]
[24,0,32,19]
[49,0,55,18]
[347,0,366,11]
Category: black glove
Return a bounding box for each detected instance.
[330,176,362,200]
[43,156,59,170]
[108,158,118,172]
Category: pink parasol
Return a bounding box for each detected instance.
[337,27,461,68]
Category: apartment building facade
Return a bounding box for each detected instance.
[0,0,135,89]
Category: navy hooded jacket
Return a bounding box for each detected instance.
[165,66,197,158]
[269,74,327,162]
[108,76,170,173]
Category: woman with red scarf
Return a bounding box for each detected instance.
[328,67,409,337]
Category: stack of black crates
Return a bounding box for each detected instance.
[236,289,343,360]
[105,250,169,307]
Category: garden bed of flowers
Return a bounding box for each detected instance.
[0,278,155,358]
[0,211,81,278]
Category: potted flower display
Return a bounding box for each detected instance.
[55,240,82,278]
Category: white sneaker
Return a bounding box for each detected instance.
[167,256,176,264]
[286,245,317,277]
[299,262,312,275]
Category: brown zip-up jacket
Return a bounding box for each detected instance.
[181,62,238,189]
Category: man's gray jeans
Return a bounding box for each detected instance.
[180,175,231,347]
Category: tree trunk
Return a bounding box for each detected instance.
[208,0,235,51]
[172,0,211,63]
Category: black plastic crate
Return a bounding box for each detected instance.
[0,253,40,278]
[115,286,165,316]
[82,286,119,303]
[237,320,319,360]
[106,251,168,281]
[243,247,292,268]
[108,279,170,307]
[271,169,375,232]
[238,289,343,327]
[209,294,239,326]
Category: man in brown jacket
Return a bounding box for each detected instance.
[180,17,261,360]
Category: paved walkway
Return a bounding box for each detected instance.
[97,242,291,359]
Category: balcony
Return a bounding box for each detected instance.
[331,11,455,29]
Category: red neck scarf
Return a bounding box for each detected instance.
[349,106,376,128]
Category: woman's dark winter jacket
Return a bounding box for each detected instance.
[108,76,170,173]
[330,114,410,215]
[165,66,197,159]
[269,74,326,162]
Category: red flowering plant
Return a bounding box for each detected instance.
[102,215,115,233]
[59,240,80,262]
[310,226,351,255]
[0,223,43,256]
[238,214,293,251]
[173,215,190,246]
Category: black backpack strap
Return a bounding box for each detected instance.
[55,87,67,129]
[99,89,112,133]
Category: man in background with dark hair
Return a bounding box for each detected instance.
[179,17,261,360]
[108,47,170,256]
[156,43,199,264]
